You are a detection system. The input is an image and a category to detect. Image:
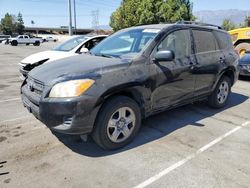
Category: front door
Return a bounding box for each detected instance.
[18,36,25,43]
[150,29,196,110]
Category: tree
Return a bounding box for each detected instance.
[110,0,142,31]
[110,0,195,31]
[245,16,250,27]
[16,12,25,34]
[0,13,15,35]
[221,19,236,31]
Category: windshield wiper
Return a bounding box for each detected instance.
[99,53,115,58]
[91,53,121,59]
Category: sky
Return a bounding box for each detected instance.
[0,0,250,28]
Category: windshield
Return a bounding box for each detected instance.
[90,28,160,58]
[53,36,88,52]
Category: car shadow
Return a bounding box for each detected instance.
[51,92,248,157]
[239,75,250,81]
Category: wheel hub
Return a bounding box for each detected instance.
[107,107,136,143]
[117,119,126,129]
[217,81,229,104]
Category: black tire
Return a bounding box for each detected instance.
[11,40,18,46]
[208,76,231,108]
[26,43,30,46]
[33,41,40,46]
[92,96,141,150]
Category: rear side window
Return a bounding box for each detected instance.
[192,30,217,53]
[214,31,233,50]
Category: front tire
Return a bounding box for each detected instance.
[208,76,231,108]
[92,96,141,150]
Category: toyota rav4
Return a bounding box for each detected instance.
[21,22,239,150]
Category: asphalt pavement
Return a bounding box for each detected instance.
[0,43,250,188]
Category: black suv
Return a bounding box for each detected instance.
[21,22,239,150]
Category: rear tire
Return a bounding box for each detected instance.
[33,41,40,46]
[208,76,231,108]
[11,40,18,46]
[92,96,141,150]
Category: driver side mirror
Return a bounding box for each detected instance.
[154,50,174,62]
[80,47,89,53]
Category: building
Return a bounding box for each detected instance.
[24,27,94,35]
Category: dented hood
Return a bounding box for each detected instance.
[28,54,127,85]
[21,50,77,65]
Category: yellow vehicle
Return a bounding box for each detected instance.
[229,27,250,56]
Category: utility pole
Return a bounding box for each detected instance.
[68,0,73,36]
[73,0,77,34]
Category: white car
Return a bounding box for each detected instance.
[9,35,43,46]
[43,36,58,42]
[19,35,107,78]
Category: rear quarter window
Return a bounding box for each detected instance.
[214,31,233,50]
[192,30,218,53]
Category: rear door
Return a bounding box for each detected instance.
[214,31,239,68]
[191,29,223,96]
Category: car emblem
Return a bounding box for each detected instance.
[28,81,34,91]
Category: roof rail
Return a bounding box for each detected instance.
[175,21,222,30]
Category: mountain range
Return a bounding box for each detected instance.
[194,9,250,26]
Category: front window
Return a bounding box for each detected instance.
[91,28,160,58]
[53,36,88,52]
[157,29,191,59]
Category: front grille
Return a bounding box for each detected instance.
[22,76,45,107]
[239,64,250,71]
[26,76,45,96]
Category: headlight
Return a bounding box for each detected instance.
[49,79,95,98]
[241,64,250,70]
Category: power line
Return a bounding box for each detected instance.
[91,10,99,30]
[73,0,77,34]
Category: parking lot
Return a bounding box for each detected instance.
[0,43,250,187]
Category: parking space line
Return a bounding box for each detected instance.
[0,98,20,103]
[134,121,250,188]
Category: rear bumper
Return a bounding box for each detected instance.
[21,84,100,135]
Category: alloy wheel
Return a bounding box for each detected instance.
[217,81,229,104]
[107,107,136,143]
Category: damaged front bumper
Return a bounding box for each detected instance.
[21,81,100,135]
